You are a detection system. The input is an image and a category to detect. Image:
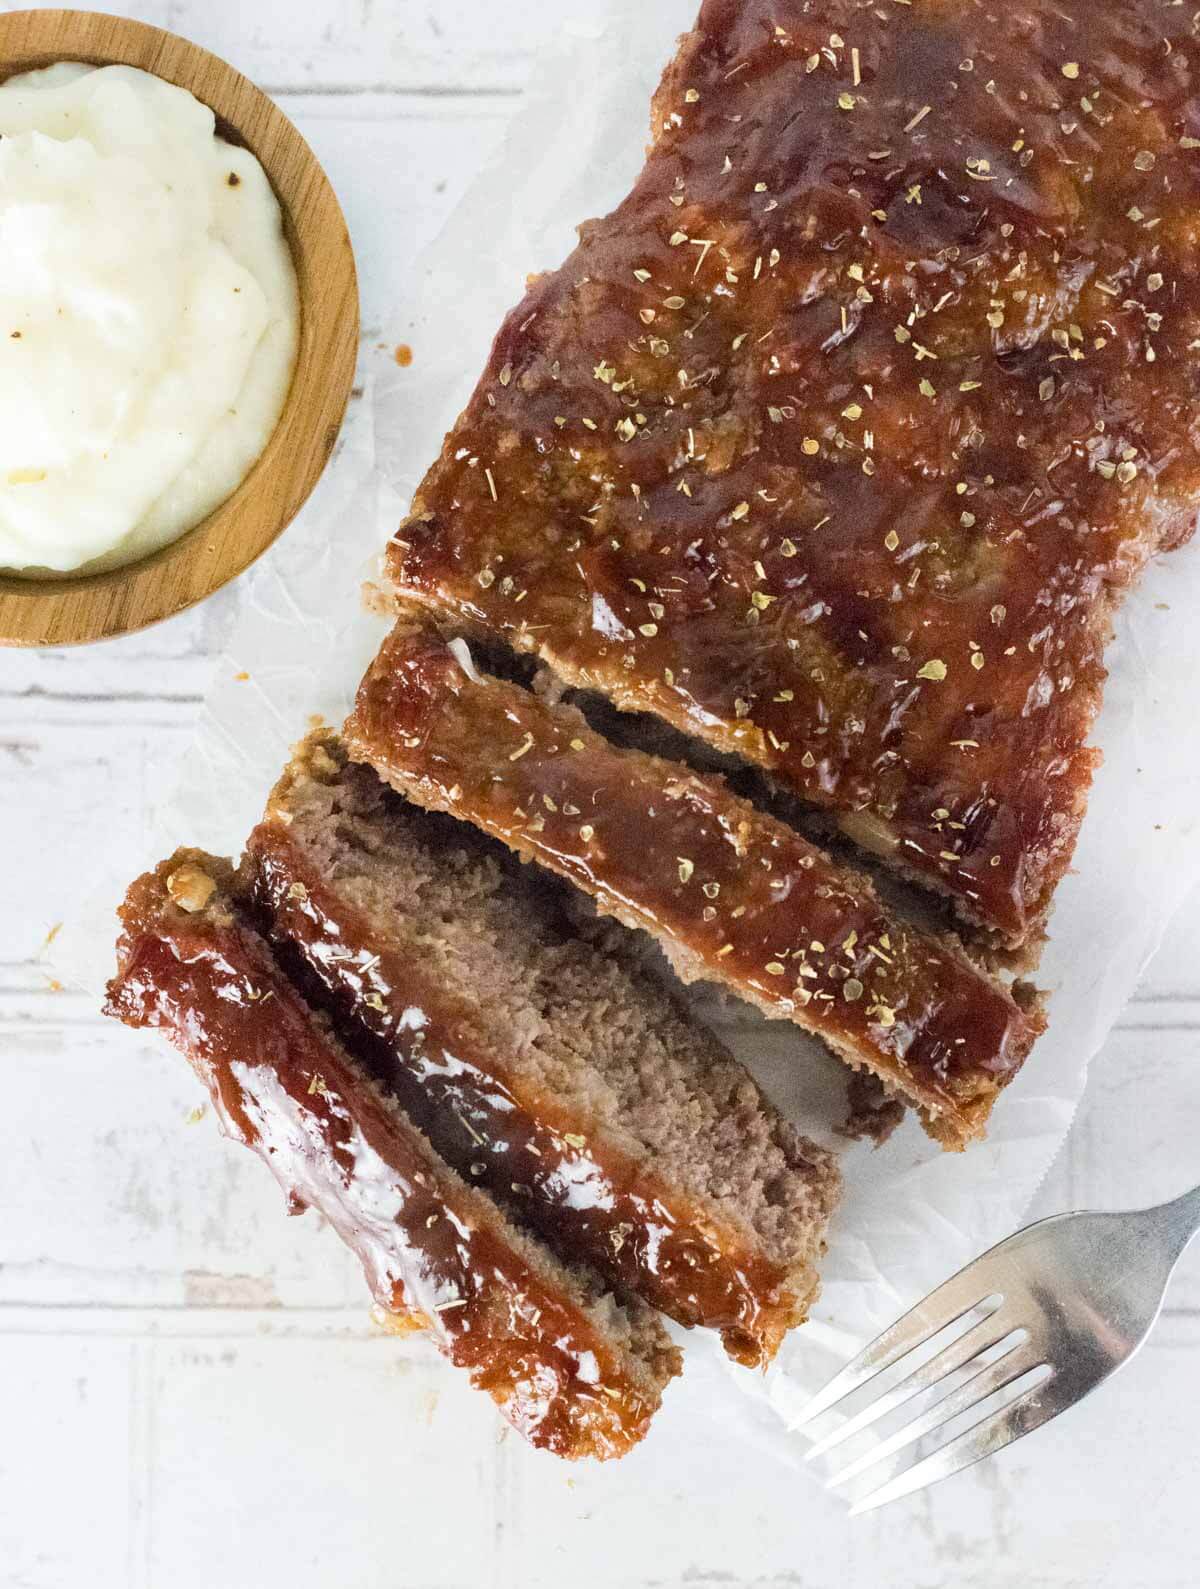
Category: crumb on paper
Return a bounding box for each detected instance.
[234,670,250,682]
[44,976,64,993]
[394,343,413,367]
[836,1071,906,1146]
[40,921,63,952]
[185,1103,207,1125]
[307,713,326,730]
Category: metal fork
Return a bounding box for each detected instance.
[797,1183,1200,1513]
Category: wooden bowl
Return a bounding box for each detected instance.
[0,9,359,648]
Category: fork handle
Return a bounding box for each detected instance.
[1157,1182,1200,1254]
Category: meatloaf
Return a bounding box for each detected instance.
[242,731,839,1365]
[105,853,680,1459]
[346,616,1042,1148]
[385,0,1200,954]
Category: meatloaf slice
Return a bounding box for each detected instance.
[104,853,679,1460]
[242,733,839,1367]
[345,616,1043,1149]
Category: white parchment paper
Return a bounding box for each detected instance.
[58,0,1200,1476]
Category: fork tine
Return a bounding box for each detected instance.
[846,1366,1056,1515]
[825,1339,1045,1489]
[795,1285,1004,1427]
[804,1311,1021,1461]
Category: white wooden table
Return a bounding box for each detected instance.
[3,4,1199,1584]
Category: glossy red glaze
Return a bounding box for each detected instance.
[244,818,818,1364]
[104,857,675,1458]
[347,621,1043,1146]
[389,0,1200,946]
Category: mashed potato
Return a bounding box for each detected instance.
[0,63,299,575]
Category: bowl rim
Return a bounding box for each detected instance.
[0,8,360,648]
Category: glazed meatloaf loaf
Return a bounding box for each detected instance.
[105,854,680,1459]
[346,616,1042,1149]
[241,731,839,1366]
[384,0,1200,956]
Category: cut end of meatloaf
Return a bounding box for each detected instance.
[104,852,679,1460]
[345,615,1044,1151]
[248,731,840,1365]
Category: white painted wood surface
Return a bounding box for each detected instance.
[3,4,1199,1584]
